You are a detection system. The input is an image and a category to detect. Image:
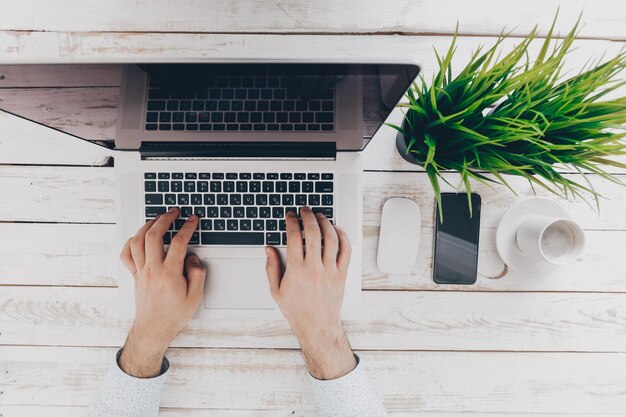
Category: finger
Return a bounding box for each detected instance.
[315,212,339,268]
[300,206,322,260]
[285,210,303,262]
[129,216,159,269]
[184,254,207,302]
[145,207,180,264]
[335,226,352,273]
[165,215,199,269]
[265,246,282,299]
[120,237,137,276]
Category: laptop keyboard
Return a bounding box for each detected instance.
[145,76,335,133]
[144,172,334,246]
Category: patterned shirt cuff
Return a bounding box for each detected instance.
[89,349,170,417]
[308,354,388,417]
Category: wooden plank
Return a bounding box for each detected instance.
[1,32,624,65]
[1,166,624,229]
[3,346,626,413]
[1,406,616,417]
[0,87,118,141]
[0,64,122,87]
[2,287,625,351]
[2,223,625,293]
[1,0,624,39]
[0,111,112,165]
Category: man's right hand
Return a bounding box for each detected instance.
[265,206,357,380]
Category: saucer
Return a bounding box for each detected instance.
[495,197,570,275]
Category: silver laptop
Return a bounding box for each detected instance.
[114,62,420,319]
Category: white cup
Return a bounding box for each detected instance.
[516,215,585,265]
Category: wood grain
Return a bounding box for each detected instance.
[1,407,615,417]
[2,287,625,351]
[1,166,624,229]
[1,0,624,39]
[2,223,626,293]
[3,346,626,413]
[0,64,122,87]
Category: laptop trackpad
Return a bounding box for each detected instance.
[203,257,275,310]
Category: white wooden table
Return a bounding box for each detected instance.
[1,1,626,415]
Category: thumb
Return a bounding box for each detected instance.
[184,254,206,300]
[265,246,282,298]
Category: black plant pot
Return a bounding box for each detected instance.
[395,120,422,165]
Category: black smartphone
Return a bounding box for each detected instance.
[433,193,481,285]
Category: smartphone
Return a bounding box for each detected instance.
[433,193,481,285]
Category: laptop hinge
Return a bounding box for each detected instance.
[138,141,336,159]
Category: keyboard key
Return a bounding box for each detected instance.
[198,181,209,192]
[322,173,334,180]
[172,173,184,179]
[279,220,286,231]
[282,194,294,205]
[173,124,185,131]
[159,112,172,123]
[288,182,300,192]
[294,124,306,131]
[165,194,176,205]
[253,220,264,230]
[181,207,193,217]
[229,194,242,205]
[154,182,168,195]
[185,173,197,179]
[223,181,235,192]
[148,100,166,111]
[171,181,183,192]
[199,173,211,179]
[280,173,292,180]
[312,207,333,218]
[163,232,171,244]
[207,207,219,218]
[260,207,271,218]
[322,194,333,206]
[308,194,320,206]
[269,194,281,205]
[184,181,195,192]
[210,181,222,192]
[226,173,238,179]
[201,219,212,230]
[240,173,252,179]
[272,207,284,218]
[212,173,225,179]
[282,232,288,245]
[307,173,320,180]
[191,194,202,205]
[202,232,264,245]
[256,194,268,205]
[243,194,255,205]
[145,124,158,130]
[294,173,306,180]
[321,124,334,131]
[315,182,333,193]
[173,112,184,123]
[217,194,228,205]
[233,206,245,218]
[194,207,205,217]
[146,206,166,217]
[250,181,261,192]
[302,182,314,192]
[158,173,170,179]
[240,220,252,231]
[266,220,278,231]
[253,173,265,180]
[276,181,287,192]
[144,181,156,192]
[220,207,232,218]
[246,207,258,218]
[214,220,226,231]
[236,181,248,192]
[145,194,163,205]
[262,182,274,192]
[227,220,239,230]
[296,194,307,205]
[265,232,281,245]
[177,194,189,205]
[199,194,214,206]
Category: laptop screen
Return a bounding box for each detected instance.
[0,63,419,151]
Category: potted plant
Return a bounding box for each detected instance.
[390,17,626,216]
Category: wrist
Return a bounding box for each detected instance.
[296,323,357,380]
[119,324,170,378]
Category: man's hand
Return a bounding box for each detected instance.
[265,206,356,380]
[118,208,206,378]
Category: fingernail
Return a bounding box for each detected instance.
[189,254,199,263]
[286,211,296,217]
[302,206,311,212]
[169,207,179,213]
[315,212,325,218]
[264,247,271,258]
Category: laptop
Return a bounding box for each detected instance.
[115,62,420,319]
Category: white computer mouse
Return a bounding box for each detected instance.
[377,198,421,274]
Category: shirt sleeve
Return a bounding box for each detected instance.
[88,349,170,417]
[309,354,388,417]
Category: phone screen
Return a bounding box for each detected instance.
[433,193,481,285]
